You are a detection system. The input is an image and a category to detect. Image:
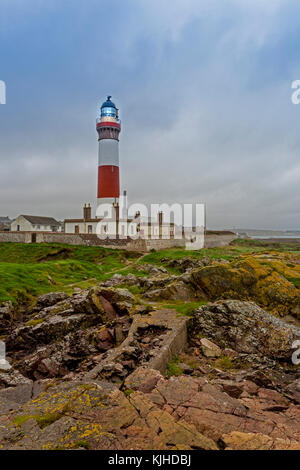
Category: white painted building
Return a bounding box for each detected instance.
[64,204,177,239]
[11,215,62,232]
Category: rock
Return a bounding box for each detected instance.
[35,357,65,378]
[214,379,244,398]
[124,367,163,393]
[0,301,15,334]
[114,325,126,345]
[285,379,300,404]
[94,328,114,352]
[107,287,135,303]
[256,388,290,411]
[98,295,116,320]
[36,292,69,309]
[0,368,32,388]
[137,264,168,275]
[110,273,124,283]
[144,280,195,301]
[7,314,87,352]
[161,257,212,273]
[0,382,33,404]
[177,363,194,374]
[140,275,176,292]
[222,431,300,451]
[223,348,239,358]
[85,309,188,380]
[200,338,222,358]
[113,301,133,316]
[0,379,220,450]
[124,273,138,285]
[190,300,300,361]
[190,257,300,318]
[130,304,154,315]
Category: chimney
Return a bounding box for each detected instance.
[83,203,92,221]
[158,211,163,239]
[87,203,92,220]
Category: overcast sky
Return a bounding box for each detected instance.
[1,0,300,229]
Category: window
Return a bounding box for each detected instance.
[101,107,116,118]
[17,225,20,232]
[88,225,93,234]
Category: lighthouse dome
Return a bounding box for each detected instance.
[101,96,116,109]
[101,96,117,118]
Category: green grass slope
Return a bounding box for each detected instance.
[0,243,140,304]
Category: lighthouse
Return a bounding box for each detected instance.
[96,96,121,206]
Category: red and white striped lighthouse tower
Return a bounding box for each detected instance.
[96,96,121,205]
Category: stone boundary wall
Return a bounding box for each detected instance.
[0,232,26,243]
[204,231,237,248]
[0,231,237,251]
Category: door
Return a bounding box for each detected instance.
[31,233,36,243]
[75,225,80,234]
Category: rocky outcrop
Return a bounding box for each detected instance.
[35,292,70,309]
[161,256,217,272]
[1,367,299,450]
[0,378,217,450]
[85,309,188,381]
[0,302,16,335]
[189,300,300,362]
[190,257,300,318]
[1,248,300,451]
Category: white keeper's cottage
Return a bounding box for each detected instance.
[11,215,62,232]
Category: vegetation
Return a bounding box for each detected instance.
[214,356,235,370]
[25,318,44,327]
[166,355,183,378]
[139,240,266,269]
[75,440,90,450]
[286,277,300,288]
[0,243,140,304]
[1,239,300,305]
[163,301,207,316]
[141,239,300,269]
[13,412,61,429]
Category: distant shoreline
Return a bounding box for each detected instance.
[249,237,300,242]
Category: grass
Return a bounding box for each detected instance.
[163,301,208,316]
[25,318,44,327]
[141,239,300,269]
[117,283,142,295]
[0,243,141,304]
[1,239,300,305]
[0,243,140,265]
[287,277,300,287]
[139,240,268,269]
[13,412,61,429]
[166,355,183,378]
[214,356,235,370]
[75,440,90,450]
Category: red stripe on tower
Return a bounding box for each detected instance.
[96,96,121,204]
[97,165,120,198]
